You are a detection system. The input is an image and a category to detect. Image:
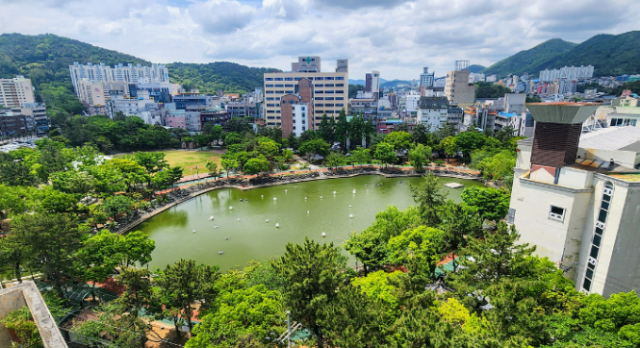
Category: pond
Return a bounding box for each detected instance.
[139,175,483,271]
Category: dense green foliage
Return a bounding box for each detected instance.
[166,62,279,94]
[475,81,513,98]
[484,31,640,78]
[467,64,486,73]
[483,38,577,77]
[0,33,149,117]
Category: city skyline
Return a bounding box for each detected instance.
[1,0,638,80]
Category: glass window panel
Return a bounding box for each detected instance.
[601,201,610,210]
[593,234,602,247]
[590,245,599,259]
[586,268,594,280]
[598,210,607,223]
[583,278,592,291]
[602,194,611,202]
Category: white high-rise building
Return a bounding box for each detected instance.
[420,67,435,88]
[539,65,594,82]
[69,62,169,94]
[366,70,380,95]
[0,76,35,108]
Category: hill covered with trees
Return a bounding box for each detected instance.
[483,31,640,78]
[166,62,279,94]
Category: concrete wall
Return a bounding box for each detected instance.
[602,182,640,297]
[0,289,27,346]
[511,176,593,263]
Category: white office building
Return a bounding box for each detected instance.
[69,62,169,94]
[509,103,640,297]
[420,67,435,88]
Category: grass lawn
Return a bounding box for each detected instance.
[116,149,224,176]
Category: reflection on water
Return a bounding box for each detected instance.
[138,175,483,271]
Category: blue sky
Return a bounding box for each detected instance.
[0,0,638,80]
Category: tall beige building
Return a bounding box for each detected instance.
[263,57,348,128]
[0,76,35,108]
[444,70,476,105]
[76,80,129,107]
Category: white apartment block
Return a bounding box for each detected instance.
[291,103,309,137]
[69,62,169,94]
[420,67,435,88]
[263,57,348,128]
[0,76,35,108]
[509,103,640,297]
[539,65,594,82]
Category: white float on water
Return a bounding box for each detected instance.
[285,189,288,193]
[349,205,352,208]
[261,195,264,198]
[192,229,196,233]
[273,197,277,201]
[275,223,280,228]
[307,210,310,214]
[237,218,240,221]
[305,197,307,200]
[225,236,229,240]
[229,206,233,210]
[209,216,214,220]
[333,191,336,194]
[353,189,356,194]
[214,226,218,228]
[320,196,323,199]
[349,214,353,218]
[266,219,269,222]
[444,182,464,189]
[322,232,326,237]
[219,251,223,254]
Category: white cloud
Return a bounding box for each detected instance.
[188,0,257,34]
[0,0,638,80]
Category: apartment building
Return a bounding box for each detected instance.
[263,56,348,128]
[69,62,169,94]
[365,70,380,94]
[417,97,449,129]
[0,76,35,108]
[509,103,640,297]
[539,65,594,82]
[445,69,476,105]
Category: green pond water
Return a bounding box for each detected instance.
[139,175,483,271]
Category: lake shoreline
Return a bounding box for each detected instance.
[117,169,482,236]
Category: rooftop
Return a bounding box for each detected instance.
[608,173,640,182]
[579,126,640,152]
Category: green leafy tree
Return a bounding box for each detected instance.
[225,132,243,146]
[101,195,136,221]
[319,113,335,144]
[439,202,482,271]
[350,146,371,168]
[221,158,239,178]
[0,234,27,283]
[11,213,86,296]
[476,150,516,184]
[76,230,123,297]
[461,186,510,222]
[273,238,345,348]
[243,155,271,175]
[456,131,486,163]
[374,142,396,168]
[155,259,220,333]
[325,152,346,170]
[299,138,330,162]
[410,173,447,226]
[384,131,412,151]
[409,144,432,173]
[439,135,458,158]
[116,266,155,318]
[335,108,349,151]
[206,161,219,178]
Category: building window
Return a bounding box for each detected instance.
[315,77,324,80]
[315,103,324,107]
[549,206,565,221]
[316,90,324,94]
[285,84,293,87]
[315,84,324,87]
[266,91,274,94]
[275,84,284,87]
[336,103,344,107]
[266,84,274,87]
[336,84,344,87]
[336,97,344,100]
[285,77,294,81]
[267,97,274,101]
[336,77,344,80]
[265,78,273,81]
[275,78,283,81]
[325,77,334,80]
[325,84,334,87]
[316,97,324,100]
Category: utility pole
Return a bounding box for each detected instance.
[196,165,200,189]
[286,310,291,348]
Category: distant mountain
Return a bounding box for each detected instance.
[484,31,640,78]
[483,38,577,78]
[381,79,412,89]
[467,64,486,73]
[349,78,388,86]
[167,62,279,94]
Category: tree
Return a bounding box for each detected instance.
[273,238,345,348]
[351,270,406,310]
[243,155,271,175]
[350,147,371,168]
[384,131,411,151]
[461,186,510,222]
[299,138,330,163]
[408,144,432,173]
[102,195,136,221]
[116,266,155,318]
[206,161,219,178]
[439,202,482,271]
[319,113,335,144]
[0,234,27,283]
[11,213,86,296]
[133,152,167,175]
[119,231,156,267]
[374,142,396,168]
[456,131,486,163]
[221,158,239,178]
[476,150,516,184]
[325,152,346,170]
[50,170,96,194]
[76,230,123,297]
[410,173,447,226]
[225,132,243,146]
[155,259,219,333]
[411,123,431,145]
[439,136,458,158]
[335,108,349,151]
